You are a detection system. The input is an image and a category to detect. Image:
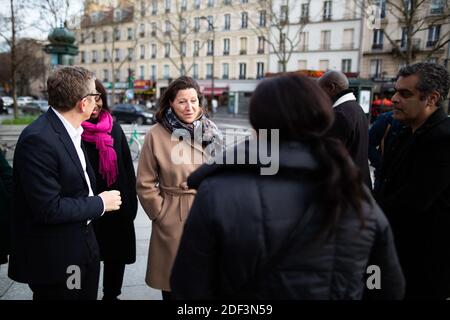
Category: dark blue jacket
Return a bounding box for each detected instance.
[8,108,104,284]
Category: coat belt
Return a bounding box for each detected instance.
[159,184,196,221]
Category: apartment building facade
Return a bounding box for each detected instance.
[268,0,364,73]
[360,0,450,89]
[74,0,270,111]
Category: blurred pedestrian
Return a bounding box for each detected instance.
[82,80,138,300]
[8,66,122,300]
[136,76,222,300]
[318,71,372,188]
[0,151,12,267]
[375,62,450,299]
[171,74,404,300]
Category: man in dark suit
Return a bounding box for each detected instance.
[318,71,372,188]
[376,63,450,299]
[8,66,122,300]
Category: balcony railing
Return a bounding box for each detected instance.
[372,43,383,50]
[342,42,354,50]
[223,50,229,55]
[320,43,331,50]
[240,49,247,55]
[257,48,264,54]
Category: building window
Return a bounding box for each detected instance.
[164,43,170,58]
[323,1,332,21]
[298,60,307,70]
[140,65,145,80]
[181,0,187,11]
[103,30,108,42]
[375,0,386,19]
[165,0,171,13]
[114,49,120,62]
[239,63,247,79]
[81,51,85,63]
[194,0,200,10]
[152,0,157,15]
[115,69,120,82]
[280,5,288,24]
[114,28,120,41]
[299,32,308,51]
[342,28,354,49]
[208,0,214,7]
[240,37,247,55]
[127,48,133,61]
[401,27,408,48]
[342,59,352,72]
[151,65,156,81]
[256,62,264,79]
[224,0,232,5]
[207,16,214,31]
[140,0,145,17]
[139,24,145,37]
[258,36,265,54]
[223,38,230,55]
[259,10,266,27]
[206,64,213,79]
[126,28,132,40]
[370,59,382,78]
[241,12,248,28]
[222,63,229,79]
[151,23,156,36]
[80,33,85,44]
[224,14,231,30]
[151,44,157,58]
[344,0,356,19]
[427,25,441,47]
[103,69,109,82]
[320,30,331,50]
[372,29,384,49]
[92,50,97,63]
[103,49,108,62]
[91,31,96,43]
[193,40,200,56]
[165,21,171,35]
[319,59,329,70]
[207,39,214,55]
[192,64,199,79]
[140,45,145,59]
[194,17,200,32]
[181,41,187,57]
[430,0,444,14]
[301,3,309,22]
[163,65,169,79]
[279,33,286,52]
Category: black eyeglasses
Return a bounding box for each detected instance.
[81,92,101,102]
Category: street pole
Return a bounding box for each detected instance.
[201,16,215,113]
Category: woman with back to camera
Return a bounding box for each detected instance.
[81,79,137,300]
[136,76,222,300]
[170,74,405,299]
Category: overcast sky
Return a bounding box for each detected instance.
[0,0,84,44]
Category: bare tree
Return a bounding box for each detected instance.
[232,0,316,73]
[31,0,72,31]
[146,0,208,77]
[363,0,450,65]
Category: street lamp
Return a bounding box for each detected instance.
[200,16,215,113]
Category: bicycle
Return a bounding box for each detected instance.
[128,125,144,161]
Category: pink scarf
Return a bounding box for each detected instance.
[81,111,118,187]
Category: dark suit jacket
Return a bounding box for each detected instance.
[328,99,372,188]
[8,108,104,285]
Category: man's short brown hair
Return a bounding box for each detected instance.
[47,66,95,112]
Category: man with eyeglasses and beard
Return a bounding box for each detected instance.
[375,62,450,300]
[8,66,122,300]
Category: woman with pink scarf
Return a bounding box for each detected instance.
[82,80,137,300]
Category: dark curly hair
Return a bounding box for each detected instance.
[398,62,450,107]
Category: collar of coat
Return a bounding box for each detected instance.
[187,138,319,189]
[413,107,448,136]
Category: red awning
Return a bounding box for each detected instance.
[202,86,229,96]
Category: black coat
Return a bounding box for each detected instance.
[8,109,104,284]
[83,122,137,264]
[376,108,450,299]
[171,141,404,299]
[328,99,372,188]
[0,152,13,265]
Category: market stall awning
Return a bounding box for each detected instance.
[202,86,229,96]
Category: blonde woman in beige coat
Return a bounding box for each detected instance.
[136,76,222,300]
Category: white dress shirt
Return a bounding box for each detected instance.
[332,92,357,108]
[52,107,105,220]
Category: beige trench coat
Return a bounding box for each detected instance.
[136,123,206,291]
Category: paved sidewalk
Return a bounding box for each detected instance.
[0,202,162,300]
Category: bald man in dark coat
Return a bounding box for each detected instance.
[318,71,372,188]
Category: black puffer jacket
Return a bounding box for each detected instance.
[171,141,405,299]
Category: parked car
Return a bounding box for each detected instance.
[0,97,7,114]
[1,96,13,108]
[111,103,155,125]
[22,100,49,115]
[17,96,35,107]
